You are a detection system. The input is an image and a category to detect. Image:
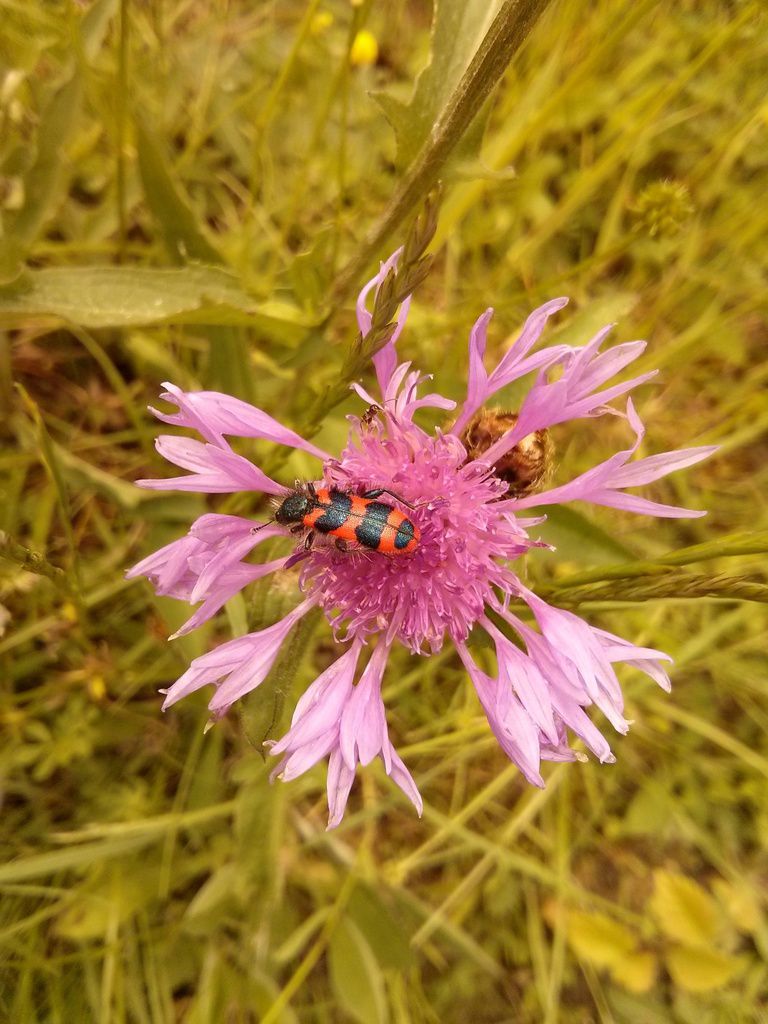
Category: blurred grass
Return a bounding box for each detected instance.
[1,0,767,1021]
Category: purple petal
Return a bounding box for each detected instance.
[586,489,708,518]
[451,300,570,436]
[514,398,713,519]
[171,558,287,639]
[138,436,285,494]
[482,618,558,743]
[269,640,363,756]
[608,445,718,488]
[277,731,338,782]
[189,525,284,603]
[356,248,403,335]
[559,324,617,389]
[460,309,495,425]
[326,748,356,829]
[457,644,544,786]
[509,591,630,734]
[339,642,390,769]
[152,383,330,460]
[385,742,423,816]
[486,297,570,390]
[373,294,411,398]
[355,248,412,396]
[569,340,646,395]
[513,455,627,510]
[125,534,200,596]
[625,658,672,693]
[163,598,314,712]
[188,513,260,542]
[549,691,616,763]
[564,370,659,422]
[350,381,379,408]
[540,745,580,763]
[479,347,658,466]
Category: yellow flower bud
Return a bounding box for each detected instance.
[350,29,378,67]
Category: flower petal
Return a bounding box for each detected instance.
[163,598,314,713]
[481,618,559,743]
[457,643,544,786]
[171,558,287,639]
[451,299,569,436]
[479,325,659,464]
[356,248,412,396]
[138,436,285,494]
[151,383,330,460]
[326,748,356,830]
[339,641,390,769]
[269,640,363,756]
[125,534,201,597]
[515,399,714,519]
[385,741,423,816]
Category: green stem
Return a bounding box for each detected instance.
[116,0,129,257]
[539,572,768,606]
[0,531,72,592]
[545,530,768,590]
[260,870,358,1024]
[331,0,553,303]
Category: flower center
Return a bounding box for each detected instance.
[299,423,533,653]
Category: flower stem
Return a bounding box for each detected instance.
[0,530,72,592]
[540,572,768,606]
[540,529,768,592]
[331,0,554,304]
[294,190,440,441]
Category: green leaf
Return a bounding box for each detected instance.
[135,118,224,265]
[183,864,243,931]
[49,440,149,510]
[348,886,413,972]
[649,870,719,948]
[548,292,638,349]
[55,860,159,941]
[0,835,155,883]
[530,505,636,565]
[0,265,315,339]
[562,909,638,969]
[328,918,389,1024]
[374,0,503,170]
[272,908,330,965]
[80,0,119,62]
[4,71,83,251]
[665,945,745,993]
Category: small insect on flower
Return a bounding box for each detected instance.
[460,409,554,498]
[273,482,420,555]
[360,403,383,431]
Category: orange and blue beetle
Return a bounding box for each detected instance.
[273,483,421,555]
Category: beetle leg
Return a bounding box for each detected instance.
[334,538,349,552]
[362,487,418,509]
[304,531,315,551]
[307,481,317,497]
[290,524,304,535]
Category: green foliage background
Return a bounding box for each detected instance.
[1,1,767,1021]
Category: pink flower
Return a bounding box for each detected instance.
[125,514,286,639]
[128,249,715,828]
[267,639,422,828]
